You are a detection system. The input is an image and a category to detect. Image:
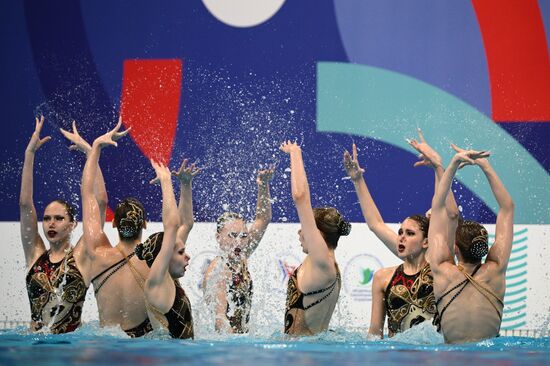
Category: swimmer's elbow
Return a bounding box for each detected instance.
[501,197,515,212]
[291,187,307,202]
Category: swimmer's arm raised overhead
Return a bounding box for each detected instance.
[60,121,108,226]
[343,144,398,256]
[145,160,180,312]
[475,158,514,273]
[19,116,50,267]
[407,129,459,243]
[428,146,489,268]
[280,141,332,268]
[172,158,201,245]
[81,119,129,257]
[246,164,275,257]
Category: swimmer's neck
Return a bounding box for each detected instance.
[48,241,72,260]
[457,261,482,270]
[116,238,142,252]
[402,255,427,275]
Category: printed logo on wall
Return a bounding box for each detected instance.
[274,253,302,292]
[497,228,529,330]
[343,253,384,302]
[187,250,218,298]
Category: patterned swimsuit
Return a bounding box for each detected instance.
[384,264,436,335]
[26,249,87,334]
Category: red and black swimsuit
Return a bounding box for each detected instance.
[384,264,436,335]
[25,249,88,334]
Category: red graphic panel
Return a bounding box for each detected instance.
[473,0,550,121]
[120,59,183,163]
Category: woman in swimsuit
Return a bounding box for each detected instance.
[428,145,513,343]
[280,141,351,336]
[202,165,275,333]
[344,131,459,338]
[134,159,199,339]
[21,117,108,333]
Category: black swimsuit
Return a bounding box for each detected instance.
[164,280,194,339]
[26,249,88,334]
[284,265,341,335]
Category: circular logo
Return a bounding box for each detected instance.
[343,253,383,302]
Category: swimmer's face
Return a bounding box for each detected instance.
[169,238,190,279]
[396,218,428,260]
[216,218,248,256]
[42,201,75,245]
[298,229,307,254]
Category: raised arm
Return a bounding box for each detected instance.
[476,158,514,272]
[145,160,180,290]
[407,129,460,242]
[280,141,331,269]
[172,158,200,247]
[428,146,489,268]
[81,120,128,256]
[60,121,108,226]
[20,116,50,267]
[246,164,275,257]
[343,144,398,255]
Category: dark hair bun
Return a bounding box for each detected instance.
[338,220,352,236]
[469,241,488,259]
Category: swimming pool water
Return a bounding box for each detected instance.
[1,324,549,366]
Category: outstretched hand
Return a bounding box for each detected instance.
[343,143,364,181]
[60,120,91,154]
[279,140,300,154]
[257,163,276,186]
[26,115,51,153]
[406,128,442,169]
[92,118,130,148]
[149,159,172,185]
[172,158,201,184]
[450,143,491,169]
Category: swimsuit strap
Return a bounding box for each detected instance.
[457,264,504,320]
[435,277,469,306]
[93,255,135,295]
[434,264,482,329]
[302,272,340,311]
[116,246,170,329]
[92,255,133,283]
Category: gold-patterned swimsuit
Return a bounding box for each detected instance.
[164,280,194,339]
[384,263,436,335]
[225,260,253,333]
[25,248,88,334]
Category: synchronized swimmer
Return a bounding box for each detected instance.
[19,117,514,343]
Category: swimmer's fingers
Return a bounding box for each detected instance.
[352,143,359,162]
[450,143,466,153]
[474,150,491,159]
[60,121,91,153]
[406,138,418,150]
[417,128,426,143]
[37,136,51,149]
[112,127,130,141]
[35,115,45,132]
